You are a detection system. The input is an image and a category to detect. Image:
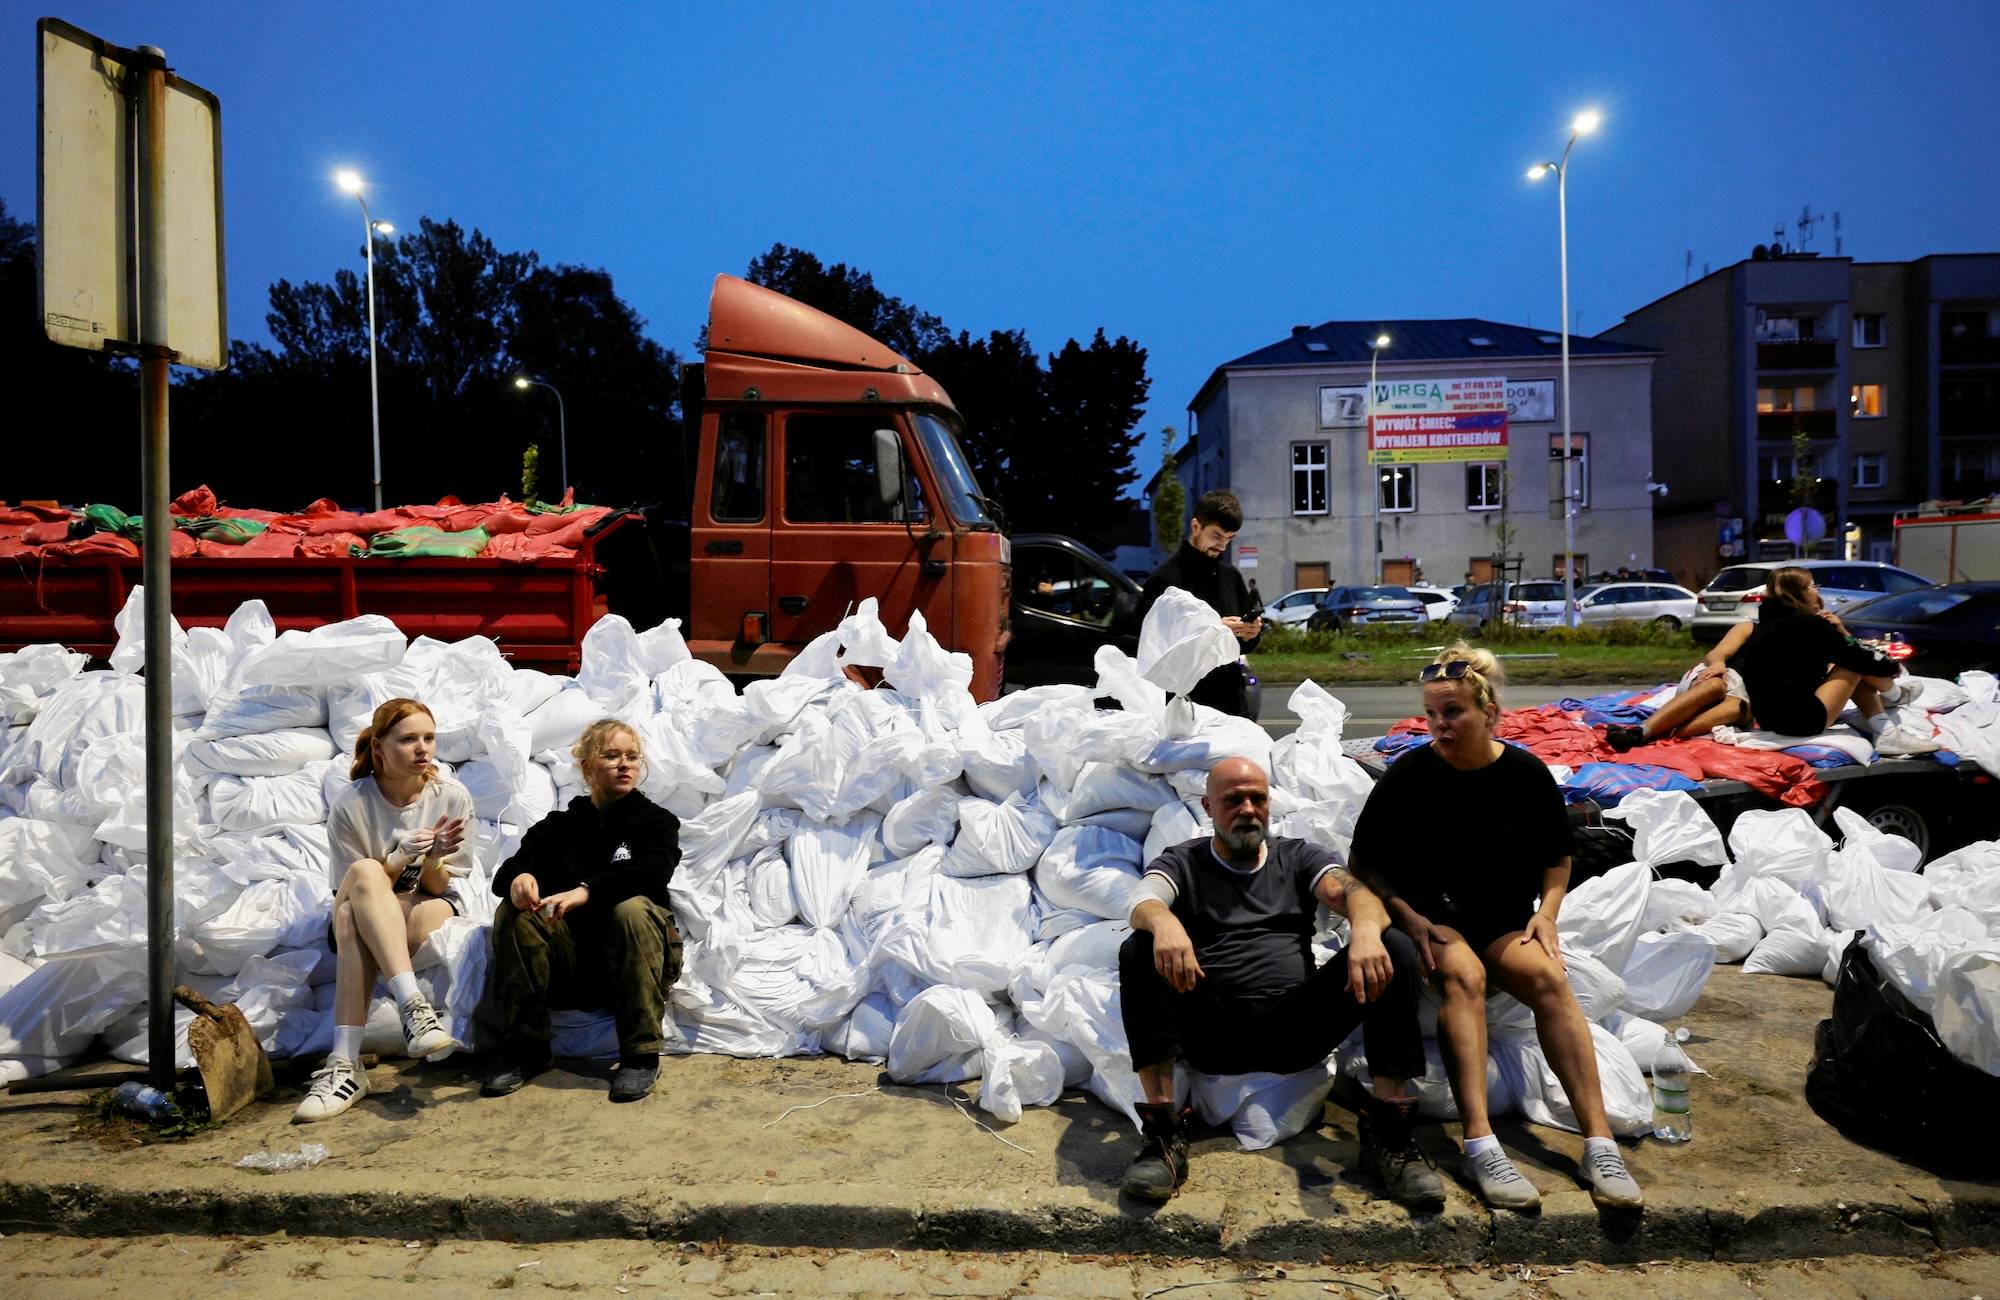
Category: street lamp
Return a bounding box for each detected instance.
[1528,108,1600,626]
[336,169,391,511]
[1367,333,1392,583]
[513,376,567,500]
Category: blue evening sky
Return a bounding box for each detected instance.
[7,2,1997,474]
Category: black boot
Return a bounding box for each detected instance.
[1358,1096,1444,1210]
[1604,724,1646,753]
[1121,1102,1190,1202]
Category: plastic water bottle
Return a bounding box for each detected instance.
[1651,1027,1693,1143]
[111,1081,178,1122]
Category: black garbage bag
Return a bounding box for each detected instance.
[1806,935,2000,1173]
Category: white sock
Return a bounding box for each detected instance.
[1584,1136,1621,1160]
[1465,1133,1502,1158]
[387,971,421,1005]
[1865,713,1891,736]
[332,1024,365,1064]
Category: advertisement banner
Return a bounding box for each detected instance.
[1368,377,1508,464]
[1318,385,1366,428]
[1506,379,1556,422]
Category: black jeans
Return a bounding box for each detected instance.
[1118,928,1425,1080]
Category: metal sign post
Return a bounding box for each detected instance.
[39,19,226,1091]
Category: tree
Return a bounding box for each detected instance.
[739,244,949,359]
[919,327,1045,510]
[1151,426,1186,554]
[1023,330,1148,544]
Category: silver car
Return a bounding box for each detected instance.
[1448,580,1569,631]
[1691,560,1933,644]
[1573,582,1700,630]
[1261,588,1329,628]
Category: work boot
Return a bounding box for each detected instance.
[399,991,456,1060]
[1463,1143,1542,1210]
[609,1057,659,1102]
[1583,1141,1644,1210]
[1604,724,1646,753]
[1358,1096,1444,1211]
[1120,1102,1190,1202]
[480,1045,551,1098]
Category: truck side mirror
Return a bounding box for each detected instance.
[873,428,902,511]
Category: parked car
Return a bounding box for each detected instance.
[1006,533,1140,686]
[1691,559,1933,644]
[1586,567,1676,585]
[1307,585,1428,633]
[1448,580,1570,631]
[1262,587,1330,628]
[1839,582,2000,680]
[1572,581,1700,630]
[1406,584,1458,622]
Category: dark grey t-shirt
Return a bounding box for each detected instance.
[1143,836,1341,1005]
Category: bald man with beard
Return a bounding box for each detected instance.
[1117,757,1440,1209]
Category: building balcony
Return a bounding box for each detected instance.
[1756,339,1837,370]
[1941,336,2000,366]
[1757,409,1837,437]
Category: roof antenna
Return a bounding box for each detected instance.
[1834,210,1843,256]
[1684,249,1693,286]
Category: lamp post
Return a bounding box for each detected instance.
[514,376,567,500]
[335,169,393,511]
[1366,332,1392,583]
[1529,108,1600,626]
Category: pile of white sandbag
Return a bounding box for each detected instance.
[2,586,1725,1145]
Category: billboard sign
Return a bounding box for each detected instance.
[1368,376,1508,464]
[1506,379,1556,422]
[1318,385,1366,428]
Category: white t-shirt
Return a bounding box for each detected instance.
[327,773,478,908]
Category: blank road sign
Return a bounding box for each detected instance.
[37,18,227,370]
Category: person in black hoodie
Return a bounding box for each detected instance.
[481,718,684,1101]
[1138,489,1263,716]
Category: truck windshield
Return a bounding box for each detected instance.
[912,411,994,529]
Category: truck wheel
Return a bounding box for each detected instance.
[1845,794,1934,860]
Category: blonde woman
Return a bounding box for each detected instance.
[482,719,684,1102]
[1347,645,1645,1212]
[295,698,472,1122]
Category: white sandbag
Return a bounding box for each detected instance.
[1601,789,1728,867]
[1830,806,1923,874]
[881,784,961,857]
[1743,922,1828,977]
[1144,799,1206,865]
[1924,840,2000,921]
[1820,854,1932,931]
[0,946,147,1060]
[729,924,868,1033]
[1932,947,2000,1076]
[1487,950,1627,1032]
[1603,1010,1702,1076]
[1620,930,1716,1021]
[1034,901,1097,942]
[1034,824,1146,921]
[1491,1021,1652,1136]
[1047,920,1130,972]
[207,759,337,833]
[744,846,798,929]
[198,684,329,741]
[1732,875,1822,936]
[0,951,36,1000]
[874,872,1038,994]
[1044,762,1175,822]
[522,686,606,758]
[1716,808,1833,905]
[944,793,1058,877]
[240,615,406,686]
[0,645,87,725]
[981,1031,1067,1122]
[1556,862,1652,972]
[788,815,881,927]
[1865,911,1993,1016]
[1136,587,1238,696]
[1185,1061,1339,1151]
[1822,929,1862,986]
[182,875,324,976]
[184,727,337,777]
[827,992,897,1063]
[1339,1035,1516,1123]
[957,721,1039,803]
[577,614,685,714]
[1641,878,1719,934]
[886,984,998,1084]
[0,818,98,915]
[1132,712,1274,779]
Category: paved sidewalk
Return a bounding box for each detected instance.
[1,968,1995,1265]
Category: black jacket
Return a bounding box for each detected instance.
[1138,540,1262,715]
[1731,599,1894,710]
[492,791,681,919]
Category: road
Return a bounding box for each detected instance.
[3,1233,1994,1297]
[1258,681,1640,740]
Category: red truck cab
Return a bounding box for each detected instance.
[686,275,1010,699]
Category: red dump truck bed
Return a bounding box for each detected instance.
[0,513,641,674]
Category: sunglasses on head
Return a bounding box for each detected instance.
[1418,661,1474,683]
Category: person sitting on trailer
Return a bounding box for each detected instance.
[482,719,683,1103]
[1116,757,1441,1210]
[295,697,471,1123]
[1348,645,1644,1211]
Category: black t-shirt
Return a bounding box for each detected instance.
[1143,836,1341,1004]
[1348,743,1572,923]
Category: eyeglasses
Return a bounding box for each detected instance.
[1418,661,1474,683]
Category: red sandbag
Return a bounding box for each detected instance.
[56,533,140,558]
[171,486,218,516]
[22,521,72,545]
[483,505,536,534]
[230,529,303,558]
[300,531,366,558]
[216,506,282,524]
[524,504,610,539]
[480,532,576,562]
[0,509,42,525]
[0,503,72,522]
[170,531,198,558]
[305,513,366,535]
[300,497,344,517]
[533,508,613,549]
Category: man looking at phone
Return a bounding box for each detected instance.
[1138,488,1264,717]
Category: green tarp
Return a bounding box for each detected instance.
[355,525,491,559]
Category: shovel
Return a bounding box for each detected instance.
[176,985,273,1122]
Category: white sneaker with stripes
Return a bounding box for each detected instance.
[400,992,457,1060]
[293,1056,369,1123]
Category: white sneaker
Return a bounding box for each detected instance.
[400,992,457,1059]
[293,1056,369,1123]
[1583,1143,1643,1209]
[1464,1145,1542,1210]
[1880,676,1922,708]
[1875,722,1940,756]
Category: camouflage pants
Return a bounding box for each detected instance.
[487,897,682,1061]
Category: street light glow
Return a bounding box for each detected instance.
[371,220,394,236]
[334,168,364,194]
[1572,109,1602,136]
[1372,333,1391,349]
[1527,164,1550,181]
[514,376,532,389]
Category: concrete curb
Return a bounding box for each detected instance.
[4,1177,1995,1264]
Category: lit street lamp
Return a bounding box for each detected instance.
[1366,332,1392,584]
[513,376,567,500]
[335,169,393,511]
[1529,108,1600,626]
